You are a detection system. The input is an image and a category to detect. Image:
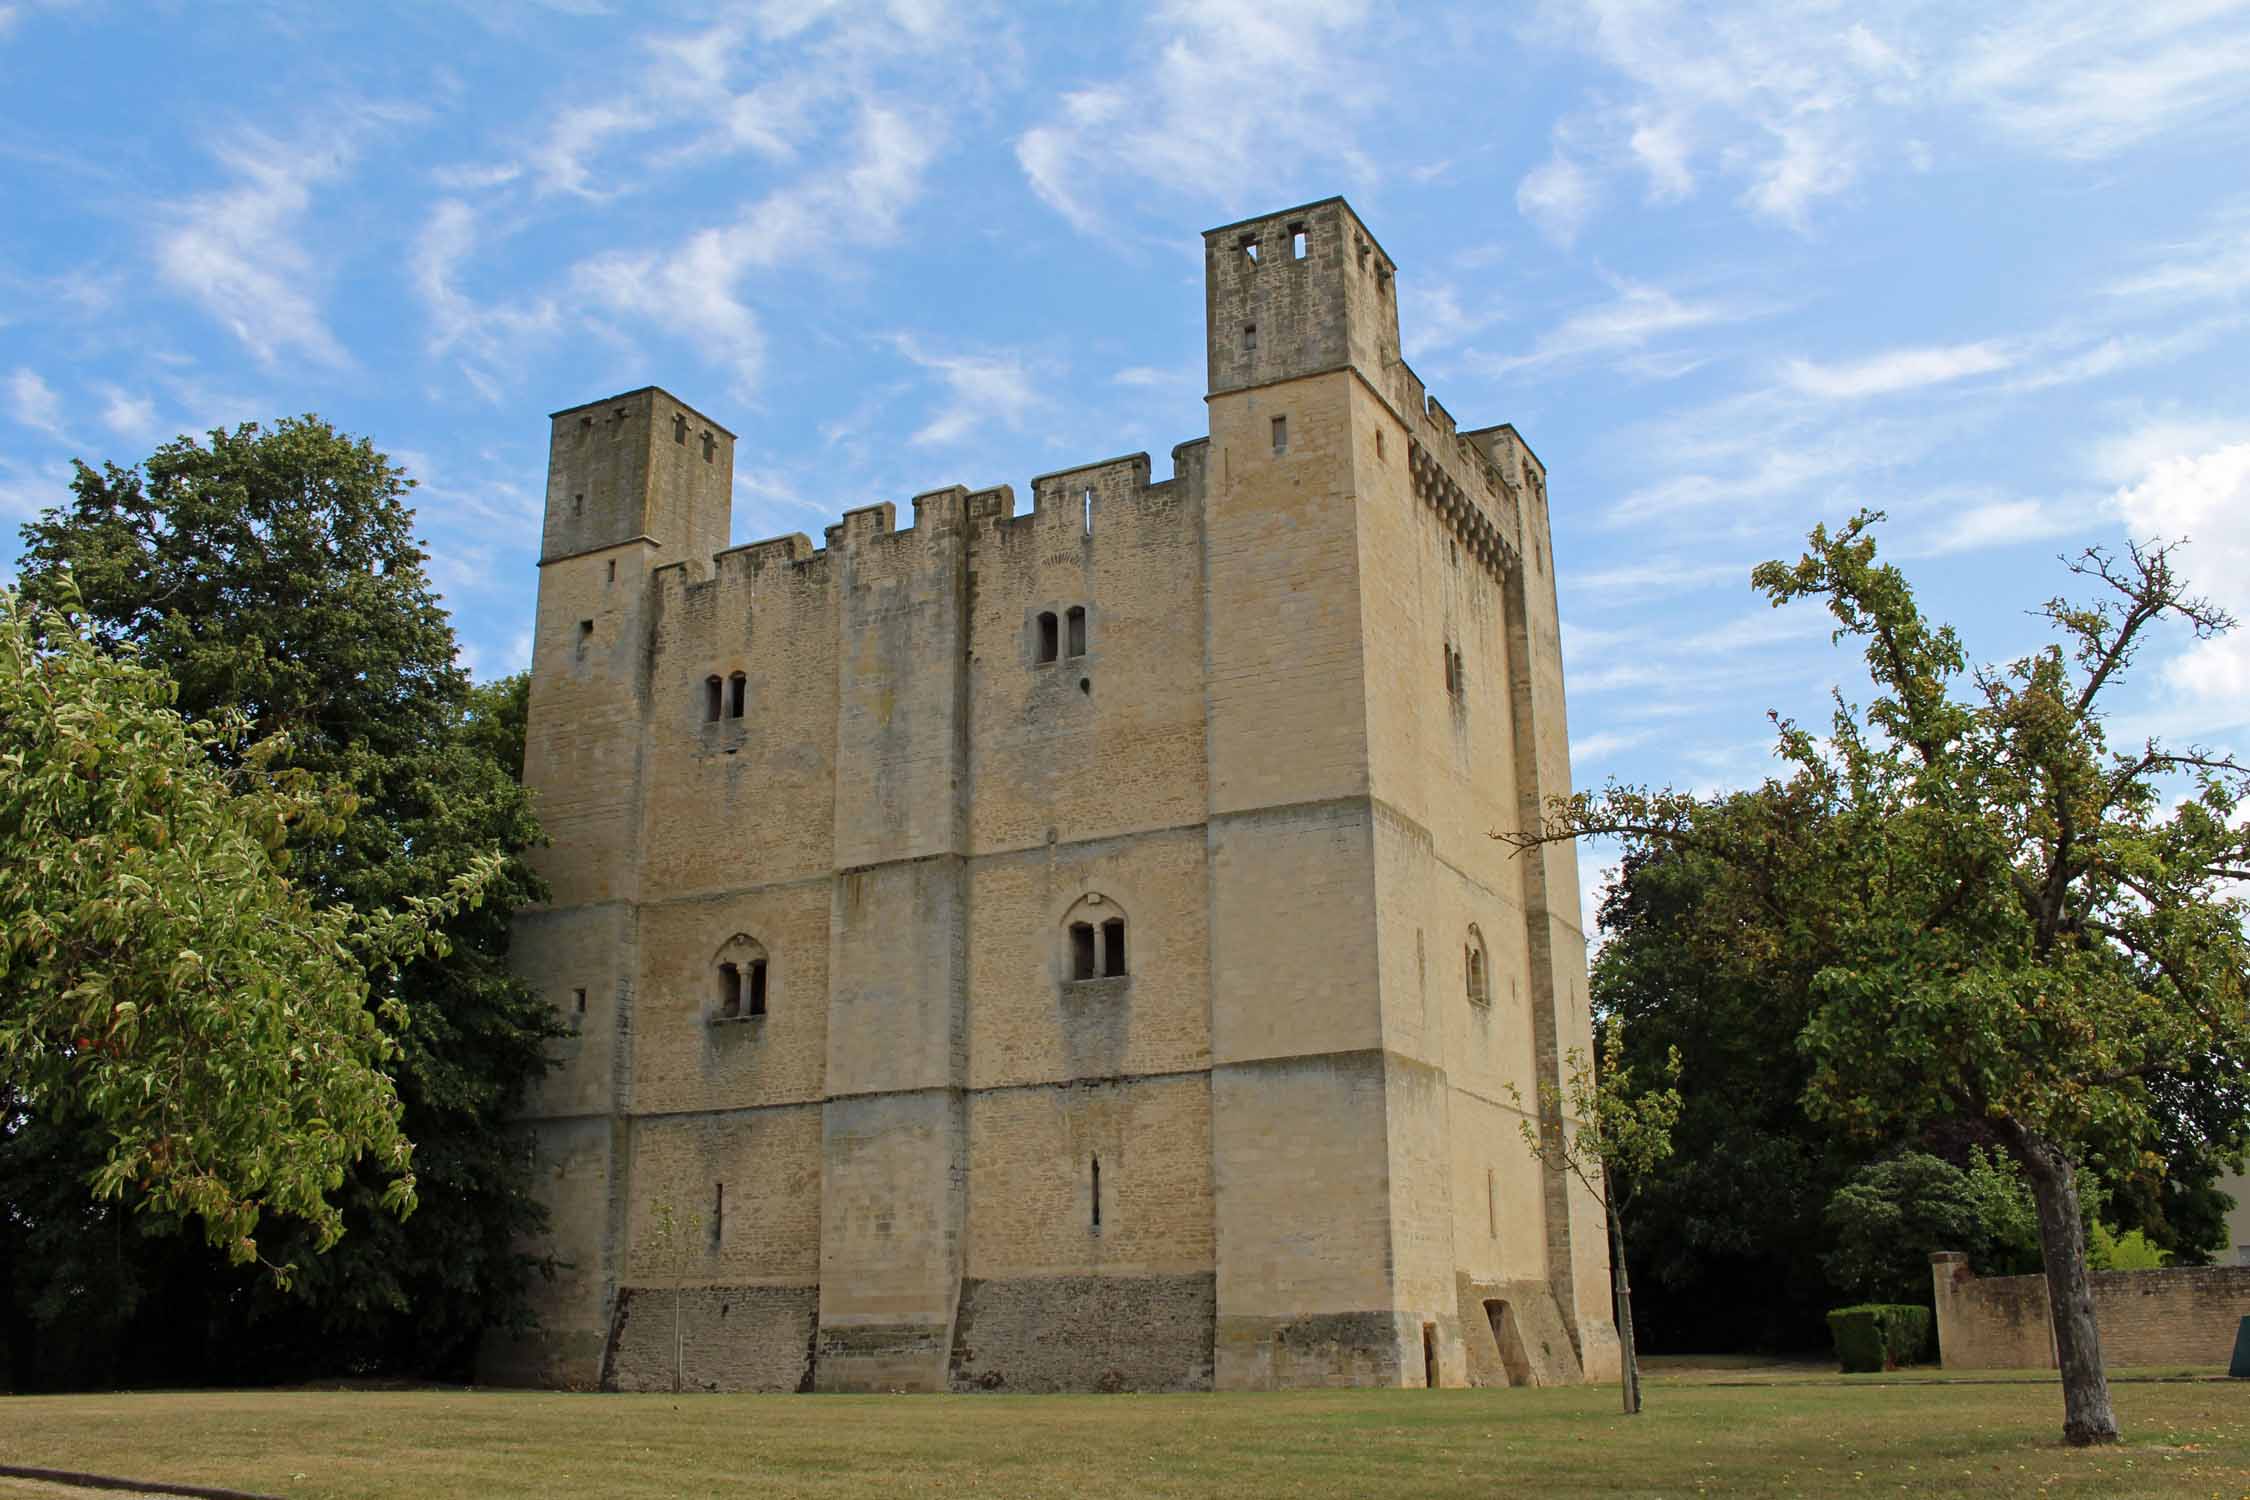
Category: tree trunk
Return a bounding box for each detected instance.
[1999,1120,2117,1446]
[1609,1198,1642,1415]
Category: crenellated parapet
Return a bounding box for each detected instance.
[627,441,1209,673]
[1388,360,1530,581]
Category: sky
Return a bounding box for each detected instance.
[4,0,2249,924]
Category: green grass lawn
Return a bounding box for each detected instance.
[1,1370,2243,1499]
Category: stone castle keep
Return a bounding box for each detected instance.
[485,197,1619,1393]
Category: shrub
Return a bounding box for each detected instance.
[1826,1304,1934,1372]
[1823,1150,2041,1305]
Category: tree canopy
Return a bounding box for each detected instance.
[0,586,490,1268]
[7,418,557,1386]
[1505,512,2250,1445]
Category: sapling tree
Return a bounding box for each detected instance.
[1498,512,2250,1445]
[1512,1025,1682,1414]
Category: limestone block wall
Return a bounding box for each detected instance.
[497,196,1615,1395]
[1931,1253,2250,1369]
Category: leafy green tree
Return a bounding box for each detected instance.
[1822,1151,2041,1306]
[0,586,495,1267]
[11,418,559,1382]
[1513,1025,1682,1414]
[1592,830,1867,1352]
[1502,513,2250,1446]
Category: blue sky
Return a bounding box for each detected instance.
[5,1,2249,917]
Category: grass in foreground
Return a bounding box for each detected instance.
[0,1371,2244,1499]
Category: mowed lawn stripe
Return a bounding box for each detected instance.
[0,1377,2243,1498]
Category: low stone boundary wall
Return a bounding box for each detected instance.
[1930,1251,2250,1369]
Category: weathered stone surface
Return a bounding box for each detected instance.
[1931,1253,2250,1369]
[604,1285,818,1393]
[948,1274,1216,1392]
[486,197,1613,1393]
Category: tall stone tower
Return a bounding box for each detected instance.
[487,199,1616,1393]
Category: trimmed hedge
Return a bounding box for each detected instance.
[1826,1304,1934,1372]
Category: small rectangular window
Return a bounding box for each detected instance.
[701,432,716,463]
[1102,917,1126,977]
[1037,611,1060,664]
[1066,606,1087,658]
[1070,923,1096,981]
[718,962,742,1019]
[1091,1157,1102,1231]
[748,959,768,1017]
[572,492,585,516]
[1271,415,1287,455]
[713,1181,725,1246]
[704,676,723,722]
[674,413,688,445]
[1376,429,1386,460]
[1243,323,1257,354]
[728,672,746,719]
[1290,225,1307,260]
[606,559,616,583]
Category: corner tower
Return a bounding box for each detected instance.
[486,387,735,1386]
[1201,198,1615,1388]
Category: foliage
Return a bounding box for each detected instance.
[1591,829,1865,1351]
[1502,511,2250,1445]
[1513,1023,1682,1412]
[8,418,558,1385]
[1825,1304,1934,1373]
[2087,1221,2171,1270]
[1822,1151,2041,1306]
[1514,1025,1684,1205]
[0,587,493,1268]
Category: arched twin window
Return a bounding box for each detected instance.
[1064,898,1127,981]
[713,935,769,1022]
[703,672,748,723]
[1035,608,1089,665]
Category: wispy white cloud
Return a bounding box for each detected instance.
[7,366,65,439]
[2107,215,2250,302]
[570,103,940,395]
[1525,1,2250,235]
[1679,605,1826,653]
[1478,276,1759,377]
[1516,149,1596,247]
[1903,497,2087,558]
[1781,341,2012,400]
[1567,557,1747,601]
[1574,728,1656,761]
[2109,434,2250,727]
[1112,364,1197,389]
[153,106,416,369]
[1015,0,1377,234]
[0,454,67,520]
[412,199,560,401]
[1953,0,2250,158]
[892,335,1041,447]
[92,383,159,442]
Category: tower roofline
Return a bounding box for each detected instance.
[548,385,739,440]
[1462,422,1545,473]
[1201,196,1397,269]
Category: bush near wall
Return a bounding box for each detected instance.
[1827,1304,1934,1372]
